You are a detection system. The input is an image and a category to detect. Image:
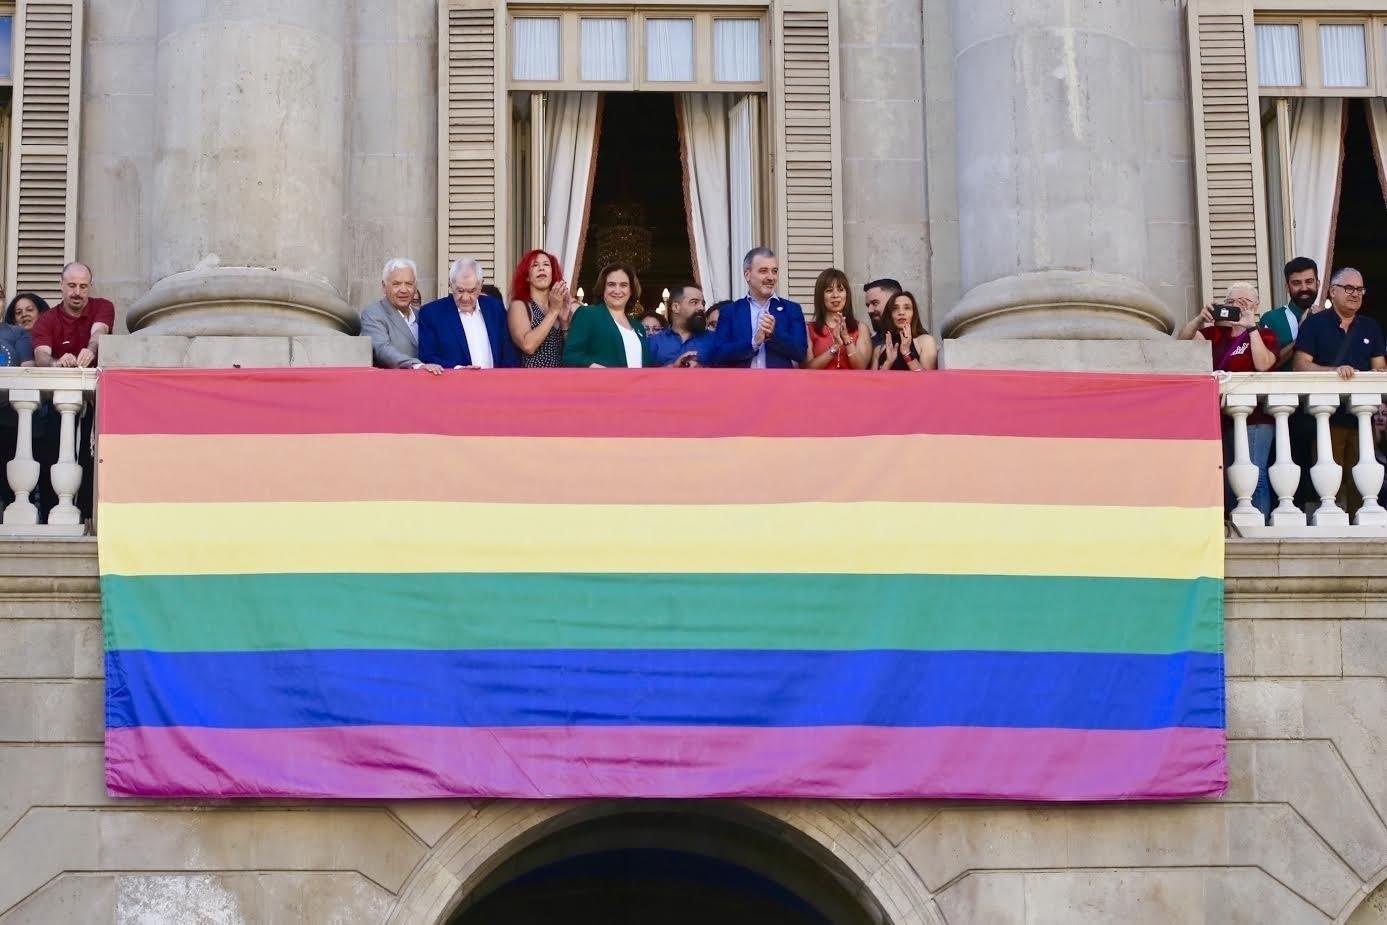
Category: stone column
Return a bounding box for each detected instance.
[126,1,356,338]
[942,0,1176,344]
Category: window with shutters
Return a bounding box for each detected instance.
[439,1,842,308]
[3,0,79,306]
[1190,1,1387,310]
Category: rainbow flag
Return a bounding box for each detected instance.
[99,368,1226,800]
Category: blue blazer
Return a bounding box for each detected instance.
[417,294,518,369]
[706,295,808,369]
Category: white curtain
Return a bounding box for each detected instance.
[512,18,560,82]
[1366,100,1387,212]
[713,19,762,83]
[1319,24,1368,88]
[681,93,760,302]
[1263,103,1287,304]
[646,19,694,82]
[727,95,761,294]
[1255,24,1302,87]
[1288,97,1345,291]
[580,18,628,82]
[543,92,601,282]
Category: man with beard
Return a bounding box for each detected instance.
[1260,257,1321,370]
[648,283,713,367]
[863,278,901,334]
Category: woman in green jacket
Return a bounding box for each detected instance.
[563,262,654,368]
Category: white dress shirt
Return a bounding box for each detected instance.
[401,306,418,342]
[748,294,773,369]
[618,325,643,368]
[457,305,495,369]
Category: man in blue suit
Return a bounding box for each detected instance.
[418,257,519,369]
[706,246,808,368]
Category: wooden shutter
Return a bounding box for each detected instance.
[1188,0,1268,306]
[5,0,83,304]
[438,0,506,289]
[773,0,842,306]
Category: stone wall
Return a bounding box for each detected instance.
[1,538,1385,922]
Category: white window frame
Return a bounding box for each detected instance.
[1253,12,1385,95]
[508,6,769,93]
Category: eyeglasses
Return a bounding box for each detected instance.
[1333,284,1368,295]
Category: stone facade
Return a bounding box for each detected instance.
[2,539,1385,923]
[75,0,1201,353]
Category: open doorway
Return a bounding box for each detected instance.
[577,93,693,312]
[510,89,765,311]
[447,809,886,925]
[1330,99,1387,326]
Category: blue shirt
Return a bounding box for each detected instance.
[1294,308,1385,371]
[647,329,713,367]
[0,324,33,367]
[1294,309,1386,426]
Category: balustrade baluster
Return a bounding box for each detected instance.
[48,390,85,529]
[1223,394,1263,530]
[2,389,41,527]
[1350,393,1387,526]
[1264,394,1305,527]
[1306,394,1349,528]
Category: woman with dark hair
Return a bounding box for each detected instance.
[0,293,51,512]
[0,293,47,367]
[871,291,937,371]
[805,268,871,369]
[563,263,653,368]
[506,249,573,368]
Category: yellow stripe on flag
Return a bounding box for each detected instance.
[98,501,1224,581]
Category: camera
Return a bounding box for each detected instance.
[1211,304,1241,323]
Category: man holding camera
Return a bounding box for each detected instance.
[1178,282,1279,519]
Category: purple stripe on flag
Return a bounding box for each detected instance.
[106,725,1227,801]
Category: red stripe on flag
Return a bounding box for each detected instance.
[98,368,1221,441]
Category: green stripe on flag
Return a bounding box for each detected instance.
[103,572,1222,655]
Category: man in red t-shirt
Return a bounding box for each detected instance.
[33,262,114,368]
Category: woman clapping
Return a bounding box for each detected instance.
[806,268,871,369]
[507,249,575,368]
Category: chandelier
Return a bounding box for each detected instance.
[593,203,653,274]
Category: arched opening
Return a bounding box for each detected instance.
[445,805,888,925]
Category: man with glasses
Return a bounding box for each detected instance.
[1293,267,1386,514]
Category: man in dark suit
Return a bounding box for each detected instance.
[359,257,442,373]
[706,246,807,368]
[418,257,519,369]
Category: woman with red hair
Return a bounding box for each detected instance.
[507,249,574,367]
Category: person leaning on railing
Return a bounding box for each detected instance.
[1177,282,1279,520]
[1291,267,1387,516]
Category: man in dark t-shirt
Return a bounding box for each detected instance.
[1293,267,1386,515]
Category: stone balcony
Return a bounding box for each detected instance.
[1,535,1386,923]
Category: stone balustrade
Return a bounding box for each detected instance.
[1221,371,1387,537]
[0,368,97,537]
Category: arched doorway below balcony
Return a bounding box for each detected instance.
[445,806,887,925]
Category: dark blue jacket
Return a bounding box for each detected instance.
[417,294,519,369]
[706,295,808,368]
